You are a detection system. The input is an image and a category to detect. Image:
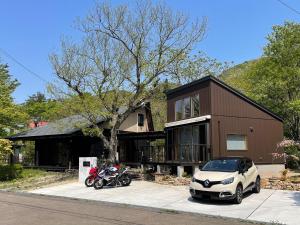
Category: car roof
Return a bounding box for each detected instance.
[213,156,252,161]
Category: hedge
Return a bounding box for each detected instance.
[0,164,23,181]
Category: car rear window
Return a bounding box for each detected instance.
[201,159,239,172]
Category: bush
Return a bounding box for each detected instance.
[286,159,299,169]
[0,164,23,181]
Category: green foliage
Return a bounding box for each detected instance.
[150,80,178,130]
[49,0,208,161]
[222,22,300,140]
[286,158,299,169]
[0,63,28,136]
[22,92,62,122]
[171,51,231,84]
[0,138,13,161]
[0,164,23,181]
[20,141,35,166]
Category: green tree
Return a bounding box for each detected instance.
[0,138,13,161]
[170,51,231,84]
[0,63,27,136]
[223,22,300,140]
[22,92,60,123]
[50,0,207,162]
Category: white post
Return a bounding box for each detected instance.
[157,165,161,173]
[177,166,184,177]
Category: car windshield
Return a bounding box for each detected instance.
[201,159,239,172]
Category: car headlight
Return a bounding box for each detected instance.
[221,177,234,185]
[191,177,195,182]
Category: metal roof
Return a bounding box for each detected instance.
[165,75,283,122]
[8,115,106,140]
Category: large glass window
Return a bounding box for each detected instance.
[191,95,200,117]
[183,97,191,119]
[226,134,247,150]
[175,100,183,120]
[175,95,200,121]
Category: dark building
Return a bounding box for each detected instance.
[9,105,156,169]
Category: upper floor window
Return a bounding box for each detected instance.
[175,94,200,121]
[183,97,191,119]
[175,99,183,120]
[191,95,200,117]
[138,114,144,126]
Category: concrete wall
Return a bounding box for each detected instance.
[119,108,149,132]
[256,164,285,178]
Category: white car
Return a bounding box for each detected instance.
[190,157,260,204]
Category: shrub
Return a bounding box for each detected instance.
[0,164,23,181]
[286,159,299,169]
[0,139,13,161]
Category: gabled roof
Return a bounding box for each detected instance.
[165,75,283,122]
[8,115,106,140]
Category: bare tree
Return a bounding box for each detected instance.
[50,0,207,162]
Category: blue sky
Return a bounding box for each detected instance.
[0,0,299,103]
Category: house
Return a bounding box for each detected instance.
[9,103,155,168]
[163,76,284,176]
[9,76,284,177]
[119,76,284,177]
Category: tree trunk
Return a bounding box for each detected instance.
[108,126,118,163]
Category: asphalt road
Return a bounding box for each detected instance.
[0,191,263,225]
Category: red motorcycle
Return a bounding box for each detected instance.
[85,163,120,187]
[85,166,99,187]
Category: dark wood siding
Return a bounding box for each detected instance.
[166,80,211,122]
[211,116,283,164]
[210,81,284,164]
[210,82,276,120]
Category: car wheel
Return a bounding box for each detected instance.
[253,177,261,193]
[234,185,243,204]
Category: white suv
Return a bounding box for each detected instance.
[190,157,260,204]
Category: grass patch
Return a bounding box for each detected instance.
[0,168,76,190]
[20,169,54,178]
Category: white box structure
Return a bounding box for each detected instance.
[79,157,98,183]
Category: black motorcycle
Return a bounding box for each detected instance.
[93,167,131,189]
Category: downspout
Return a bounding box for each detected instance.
[218,121,221,157]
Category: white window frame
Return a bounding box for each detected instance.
[226,134,248,151]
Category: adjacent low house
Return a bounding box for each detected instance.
[9,76,284,176]
[9,103,156,168]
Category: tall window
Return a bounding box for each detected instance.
[175,100,183,120]
[138,114,144,126]
[226,134,247,150]
[191,95,200,117]
[183,97,191,119]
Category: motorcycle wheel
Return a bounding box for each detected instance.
[121,174,131,186]
[85,177,94,187]
[93,178,104,190]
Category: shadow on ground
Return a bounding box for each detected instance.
[187,191,253,205]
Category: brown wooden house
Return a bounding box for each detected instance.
[164,76,284,176]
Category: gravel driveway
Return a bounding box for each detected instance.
[30,181,300,225]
